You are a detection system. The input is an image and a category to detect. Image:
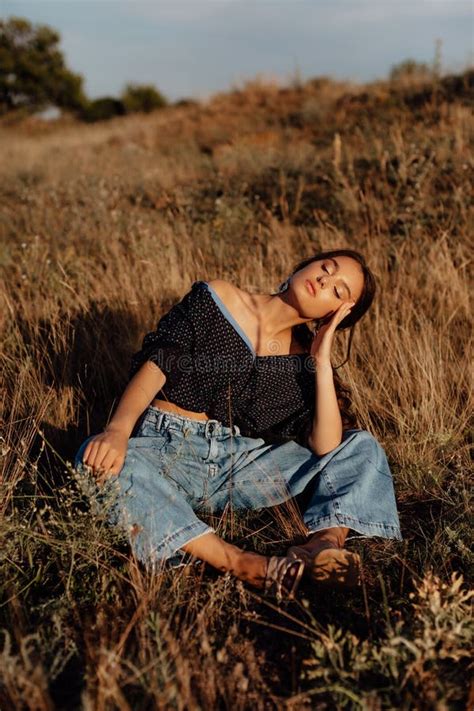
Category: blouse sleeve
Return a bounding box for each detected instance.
[128,282,203,390]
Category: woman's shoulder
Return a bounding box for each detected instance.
[204,279,250,309]
[181,279,243,317]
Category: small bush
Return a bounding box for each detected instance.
[81,96,126,123]
[389,59,433,83]
[121,83,167,114]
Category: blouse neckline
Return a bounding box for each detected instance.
[198,281,309,360]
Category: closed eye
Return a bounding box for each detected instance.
[323,264,341,299]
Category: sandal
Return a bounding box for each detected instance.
[288,545,361,589]
[263,556,305,602]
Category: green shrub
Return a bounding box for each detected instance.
[389,59,432,83]
[81,96,126,123]
[121,83,167,114]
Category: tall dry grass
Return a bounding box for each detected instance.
[0,70,472,709]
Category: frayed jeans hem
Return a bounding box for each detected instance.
[304,514,403,541]
[134,522,215,569]
[165,527,217,569]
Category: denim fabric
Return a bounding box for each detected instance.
[74,405,402,569]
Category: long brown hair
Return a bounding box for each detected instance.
[274,249,377,430]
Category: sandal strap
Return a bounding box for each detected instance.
[264,556,305,601]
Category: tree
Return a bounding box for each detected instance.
[0,16,86,115]
[121,83,167,114]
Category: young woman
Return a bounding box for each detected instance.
[74,248,402,601]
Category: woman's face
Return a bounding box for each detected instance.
[290,256,365,321]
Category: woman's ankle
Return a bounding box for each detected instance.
[287,527,351,561]
[234,550,268,588]
[181,533,268,588]
[306,526,350,550]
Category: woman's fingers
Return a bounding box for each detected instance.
[85,445,125,476]
[333,302,354,325]
[328,303,351,327]
[97,449,116,474]
[108,457,125,476]
[80,432,127,487]
[96,457,124,487]
[85,440,106,470]
[83,439,96,466]
[84,440,111,472]
[311,300,356,360]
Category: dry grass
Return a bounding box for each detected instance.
[0,69,473,709]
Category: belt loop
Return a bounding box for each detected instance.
[204,419,219,439]
[205,419,220,460]
[155,411,165,433]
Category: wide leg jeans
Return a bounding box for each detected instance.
[74,405,402,568]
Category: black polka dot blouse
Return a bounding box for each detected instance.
[129,281,317,446]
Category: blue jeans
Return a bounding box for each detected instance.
[74,405,402,568]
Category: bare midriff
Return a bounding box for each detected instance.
[151,397,210,422]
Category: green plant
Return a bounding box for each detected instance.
[0,16,86,115]
[302,572,473,707]
[121,83,167,114]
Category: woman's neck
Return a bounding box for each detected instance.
[250,291,311,342]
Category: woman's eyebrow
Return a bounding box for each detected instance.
[329,258,352,298]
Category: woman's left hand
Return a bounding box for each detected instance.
[310,300,355,365]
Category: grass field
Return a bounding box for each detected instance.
[0,69,473,709]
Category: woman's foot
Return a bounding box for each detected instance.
[288,545,361,588]
[287,531,361,589]
[180,532,304,599]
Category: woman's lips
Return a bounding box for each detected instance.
[305,279,316,296]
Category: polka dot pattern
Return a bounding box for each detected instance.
[129,281,317,445]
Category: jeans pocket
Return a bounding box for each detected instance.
[129,430,171,454]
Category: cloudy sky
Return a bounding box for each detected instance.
[1,0,472,102]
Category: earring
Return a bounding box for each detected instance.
[307,318,323,335]
[277,277,290,293]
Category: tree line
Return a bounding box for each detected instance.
[0,17,169,121]
[1,16,444,123]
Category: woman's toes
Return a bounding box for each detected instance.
[309,548,361,588]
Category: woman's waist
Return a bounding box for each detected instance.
[150,397,308,439]
[151,397,210,422]
[145,399,241,439]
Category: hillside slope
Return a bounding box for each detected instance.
[0,70,472,709]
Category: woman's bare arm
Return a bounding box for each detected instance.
[82,361,165,478]
[307,362,343,456]
[105,361,166,438]
[307,300,355,456]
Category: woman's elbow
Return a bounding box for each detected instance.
[307,436,342,456]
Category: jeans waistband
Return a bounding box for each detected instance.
[144,405,241,438]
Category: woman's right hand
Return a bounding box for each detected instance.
[82,429,128,483]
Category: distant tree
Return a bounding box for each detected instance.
[173,97,199,108]
[121,83,167,114]
[0,16,86,115]
[389,59,432,83]
[80,97,126,123]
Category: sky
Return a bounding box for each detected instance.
[1,0,472,103]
